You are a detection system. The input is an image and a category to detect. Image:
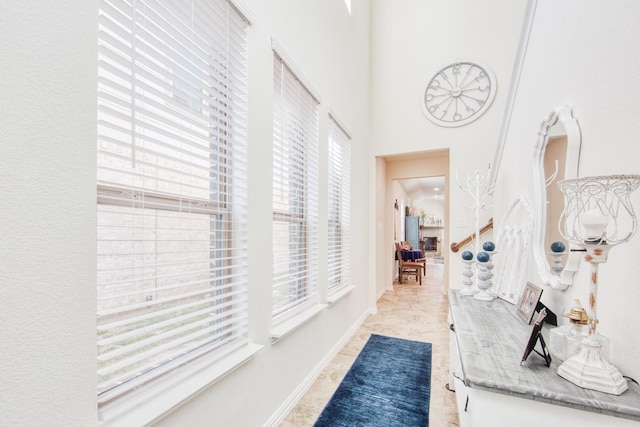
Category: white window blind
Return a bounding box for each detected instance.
[272,52,320,321]
[327,115,351,293]
[97,0,249,403]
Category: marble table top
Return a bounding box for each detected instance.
[448,290,640,422]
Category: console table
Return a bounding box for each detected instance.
[448,290,640,426]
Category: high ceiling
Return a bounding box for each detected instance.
[397,176,445,203]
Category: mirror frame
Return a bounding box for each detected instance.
[532,106,582,290]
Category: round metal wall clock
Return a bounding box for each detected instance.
[422,60,496,127]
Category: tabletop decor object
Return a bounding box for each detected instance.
[481,241,497,300]
[456,168,494,290]
[516,282,543,324]
[521,308,551,367]
[549,241,566,274]
[556,174,640,395]
[473,251,495,301]
[548,300,611,362]
[460,250,476,296]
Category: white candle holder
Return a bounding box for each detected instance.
[549,241,566,275]
[556,174,640,395]
[460,250,476,296]
[474,250,495,301]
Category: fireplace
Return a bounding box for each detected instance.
[424,237,437,252]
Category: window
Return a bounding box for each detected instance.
[272,50,320,322]
[97,0,249,405]
[327,115,351,294]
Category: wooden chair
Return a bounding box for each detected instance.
[398,241,427,276]
[395,242,423,285]
[415,254,427,276]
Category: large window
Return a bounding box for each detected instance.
[272,50,320,322]
[327,115,351,294]
[97,0,249,404]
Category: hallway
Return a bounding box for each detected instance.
[280,263,460,426]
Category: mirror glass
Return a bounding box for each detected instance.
[532,106,581,290]
[543,125,567,267]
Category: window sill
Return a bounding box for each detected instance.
[98,342,263,427]
[271,304,327,344]
[327,284,355,305]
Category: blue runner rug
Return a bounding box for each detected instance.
[314,334,432,427]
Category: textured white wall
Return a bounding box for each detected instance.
[0,1,97,426]
[494,0,640,380]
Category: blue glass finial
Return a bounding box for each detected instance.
[461,250,474,261]
[477,251,490,263]
[482,241,495,252]
[550,241,566,253]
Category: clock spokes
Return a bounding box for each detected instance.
[438,71,457,91]
[458,77,491,93]
[428,93,455,115]
[459,93,487,107]
[431,96,457,120]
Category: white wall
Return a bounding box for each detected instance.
[493,0,640,381]
[0,1,372,426]
[370,0,529,291]
[0,1,97,425]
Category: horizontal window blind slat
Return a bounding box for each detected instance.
[98,317,244,378]
[98,288,246,332]
[98,304,247,364]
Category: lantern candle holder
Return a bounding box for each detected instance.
[555,174,640,395]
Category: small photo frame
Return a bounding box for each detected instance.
[521,308,551,367]
[516,282,543,324]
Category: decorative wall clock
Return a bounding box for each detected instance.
[422,60,496,127]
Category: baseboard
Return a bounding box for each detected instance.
[263,310,369,427]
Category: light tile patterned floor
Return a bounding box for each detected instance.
[280,263,460,427]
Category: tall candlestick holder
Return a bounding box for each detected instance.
[474,250,495,301]
[556,174,640,395]
[460,250,476,296]
[549,241,566,274]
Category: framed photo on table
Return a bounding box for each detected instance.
[516,282,543,324]
[521,308,551,367]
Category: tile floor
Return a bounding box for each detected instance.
[279,263,460,427]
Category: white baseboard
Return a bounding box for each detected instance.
[263,310,369,427]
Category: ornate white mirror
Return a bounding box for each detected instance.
[532,106,582,290]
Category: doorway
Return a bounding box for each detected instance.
[373,149,450,295]
[394,175,445,260]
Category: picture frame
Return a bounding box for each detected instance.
[516,282,543,324]
[520,308,551,367]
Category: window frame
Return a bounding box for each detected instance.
[271,40,321,327]
[96,0,259,423]
[327,113,352,295]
